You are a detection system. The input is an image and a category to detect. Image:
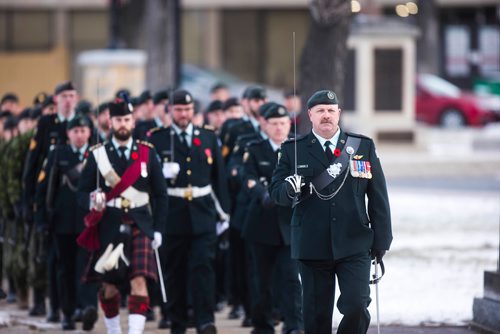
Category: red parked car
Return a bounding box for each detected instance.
[416,73,496,127]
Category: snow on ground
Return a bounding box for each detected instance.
[333,187,500,327]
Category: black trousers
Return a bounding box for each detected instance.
[250,242,302,334]
[164,232,217,332]
[228,227,252,316]
[54,234,97,318]
[299,253,372,334]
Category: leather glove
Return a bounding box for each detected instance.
[371,249,386,263]
[285,174,303,195]
[151,232,162,250]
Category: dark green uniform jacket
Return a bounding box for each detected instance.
[147,125,229,236]
[269,131,392,260]
[242,139,291,246]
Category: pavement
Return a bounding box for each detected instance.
[0,302,482,333]
[0,125,499,334]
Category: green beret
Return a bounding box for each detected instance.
[246,86,267,100]
[264,104,289,120]
[258,102,277,117]
[206,100,223,113]
[172,89,193,105]
[153,89,170,105]
[67,115,92,130]
[306,90,338,109]
[137,90,152,104]
[54,81,76,95]
[222,97,239,110]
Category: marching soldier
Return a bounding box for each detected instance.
[242,104,303,334]
[23,80,79,321]
[269,90,392,334]
[4,109,38,310]
[77,99,168,334]
[147,89,229,334]
[221,86,266,162]
[34,115,98,330]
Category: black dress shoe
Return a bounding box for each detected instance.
[158,317,171,329]
[47,310,61,323]
[81,306,98,331]
[228,305,243,319]
[62,316,76,330]
[198,322,217,334]
[72,308,83,322]
[241,317,253,327]
[286,330,304,334]
[29,303,46,317]
[145,308,155,321]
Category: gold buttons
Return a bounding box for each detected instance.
[186,157,191,162]
[187,170,192,175]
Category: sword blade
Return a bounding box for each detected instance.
[154,247,167,303]
[375,259,381,334]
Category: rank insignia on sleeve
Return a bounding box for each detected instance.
[29,139,37,150]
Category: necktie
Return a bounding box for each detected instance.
[180,131,189,149]
[324,141,334,163]
[118,146,128,168]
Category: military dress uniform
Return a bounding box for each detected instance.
[34,116,98,330]
[269,91,392,334]
[23,86,77,319]
[147,90,229,334]
[242,135,303,334]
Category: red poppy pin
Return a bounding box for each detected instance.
[333,148,341,157]
[84,151,89,159]
[193,137,201,146]
[131,151,139,160]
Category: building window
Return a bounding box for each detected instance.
[374,48,403,112]
[343,48,356,111]
[0,11,52,51]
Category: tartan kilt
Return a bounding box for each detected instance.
[81,224,157,283]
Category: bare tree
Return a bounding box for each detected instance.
[416,0,440,74]
[123,0,181,91]
[298,0,352,133]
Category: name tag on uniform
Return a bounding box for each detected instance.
[350,160,372,179]
[259,161,271,166]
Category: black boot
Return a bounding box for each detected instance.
[28,288,46,317]
[61,315,76,330]
[81,306,98,331]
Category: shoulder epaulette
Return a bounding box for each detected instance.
[139,140,154,149]
[246,138,265,148]
[203,124,215,131]
[345,131,372,140]
[283,134,307,145]
[89,142,104,151]
[147,127,163,136]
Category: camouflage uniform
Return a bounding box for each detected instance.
[5,130,34,307]
[0,138,19,303]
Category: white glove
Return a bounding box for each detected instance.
[90,189,106,212]
[162,162,180,179]
[152,232,162,250]
[285,174,303,194]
